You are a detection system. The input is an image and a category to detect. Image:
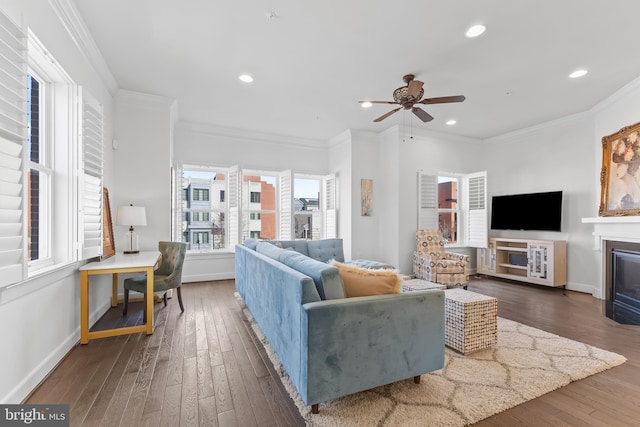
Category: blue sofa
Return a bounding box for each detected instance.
[234,238,445,413]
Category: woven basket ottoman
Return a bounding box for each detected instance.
[444,288,498,354]
[401,278,447,293]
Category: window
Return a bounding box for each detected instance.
[242,172,276,242]
[27,74,50,262]
[174,166,227,251]
[192,212,210,222]
[418,171,487,248]
[437,176,458,244]
[172,165,336,252]
[294,177,320,239]
[193,188,209,201]
[0,16,103,288]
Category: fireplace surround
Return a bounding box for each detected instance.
[583,216,640,325]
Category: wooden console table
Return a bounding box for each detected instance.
[79,251,161,344]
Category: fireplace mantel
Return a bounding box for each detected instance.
[582,216,640,299]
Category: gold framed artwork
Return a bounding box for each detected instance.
[600,121,640,216]
[102,187,116,259]
[361,178,372,216]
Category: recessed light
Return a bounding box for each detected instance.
[446,120,457,126]
[361,101,373,108]
[465,24,486,38]
[239,74,254,83]
[569,69,588,79]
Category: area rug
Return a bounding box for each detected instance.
[235,294,626,426]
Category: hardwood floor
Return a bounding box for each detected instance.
[26,277,640,426]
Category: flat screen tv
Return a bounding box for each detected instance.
[490,191,563,232]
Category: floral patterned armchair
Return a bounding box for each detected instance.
[413,230,469,289]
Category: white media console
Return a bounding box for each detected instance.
[477,237,567,287]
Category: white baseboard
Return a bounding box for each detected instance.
[183,272,234,283]
[3,299,112,404]
[566,281,600,298]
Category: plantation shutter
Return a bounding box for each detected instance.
[465,171,487,248]
[78,89,104,259]
[278,170,293,240]
[417,172,437,230]
[0,11,27,287]
[172,164,185,243]
[227,165,240,247]
[321,174,336,238]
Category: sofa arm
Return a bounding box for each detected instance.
[300,291,445,406]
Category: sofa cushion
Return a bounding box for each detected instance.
[256,241,289,260]
[273,240,309,256]
[243,238,260,250]
[331,261,402,297]
[280,251,345,300]
[307,238,345,262]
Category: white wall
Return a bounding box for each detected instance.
[327,130,353,259]
[349,130,384,262]
[173,122,329,281]
[394,128,484,274]
[113,90,175,251]
[0,0,116,403]
[482,114,597,294]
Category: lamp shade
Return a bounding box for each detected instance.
[116,205,147,227]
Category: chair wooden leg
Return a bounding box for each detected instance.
[177,287,185,312]
[123,289,129,316]
[414,375,421,384]
[311,404,319,414]
[163,292,168,307]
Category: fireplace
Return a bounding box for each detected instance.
[605,240,640,324]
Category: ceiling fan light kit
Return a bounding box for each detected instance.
[360,74,465,123]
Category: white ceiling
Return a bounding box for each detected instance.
[74,0,640,142]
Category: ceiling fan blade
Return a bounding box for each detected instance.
[360,100,398,105]
[374,107,402,122]
[419,95,466,105]
[407,80,424,98]
[412,107,434,122]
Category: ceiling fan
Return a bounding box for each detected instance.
[360,74,465,123]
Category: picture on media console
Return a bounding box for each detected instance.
[600,121,640,216]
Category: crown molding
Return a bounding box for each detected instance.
[590,74,640,114]
[116,89,176,108]
[49,0,118,94]
[176,121,327,150]
[483,110,592,144]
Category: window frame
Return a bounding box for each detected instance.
[26,30,80,276]
[0,16,102,289]
[418,170,487,248]
[172,165,337,254]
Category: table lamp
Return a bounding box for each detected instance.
[116,204,147,254]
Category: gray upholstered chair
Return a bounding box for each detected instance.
[123,241,188,315]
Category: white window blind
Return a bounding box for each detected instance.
[172,164,184,244]
[0,10,27,287]
[417,172,438,230]
[465,171,488,248]
[227,165,240,247]
[78,89,103,259]
[278,170,293,240]
[322,174,336,238]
